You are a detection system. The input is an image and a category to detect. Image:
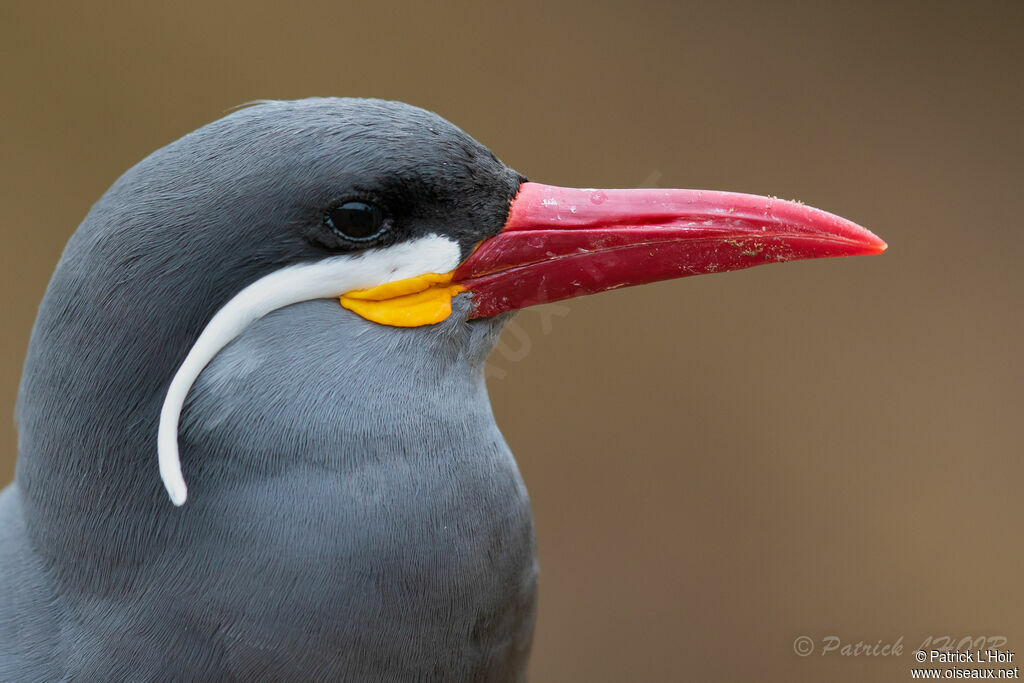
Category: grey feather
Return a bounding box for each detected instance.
[2,98,536,681]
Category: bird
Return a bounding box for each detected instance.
[0,98,885,680]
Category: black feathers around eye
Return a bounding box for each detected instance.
[324,201,387,241]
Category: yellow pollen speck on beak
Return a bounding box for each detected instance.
[340,272,465,327]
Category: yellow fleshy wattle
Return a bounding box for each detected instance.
[340,272,465,327]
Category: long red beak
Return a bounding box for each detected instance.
[453,182,886,318]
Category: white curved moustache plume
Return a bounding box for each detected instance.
[158,235,461,506]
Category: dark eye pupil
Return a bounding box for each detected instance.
[326,202,384,240]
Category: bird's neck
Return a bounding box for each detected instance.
[15,266,509,594]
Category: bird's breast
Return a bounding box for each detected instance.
[163,301,538,678]
[175,446,537,679]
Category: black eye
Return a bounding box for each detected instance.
[324,201,387,241]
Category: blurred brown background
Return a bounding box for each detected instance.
[2,1,1021,681]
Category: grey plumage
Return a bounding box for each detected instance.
[2,99,535,680]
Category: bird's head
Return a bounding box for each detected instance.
[16,97,885,515]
